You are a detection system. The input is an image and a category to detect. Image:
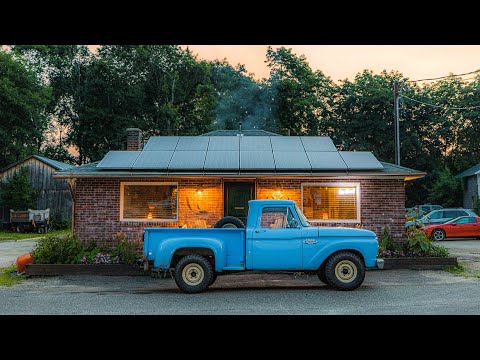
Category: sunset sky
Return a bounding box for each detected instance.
[181,45,480,82]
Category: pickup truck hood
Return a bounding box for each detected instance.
[316,227,377,238]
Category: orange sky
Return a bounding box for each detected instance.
[181,45,480,82]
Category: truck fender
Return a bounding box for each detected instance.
[153,237,226,271]
[304,241,370,270]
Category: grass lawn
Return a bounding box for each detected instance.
[0,266,23,286]
[0,228,70,241]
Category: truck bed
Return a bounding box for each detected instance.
[144,228,246,271]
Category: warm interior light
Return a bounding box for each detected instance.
[147,213,153,219]
[338,188,355,195]
[148,204,155,210]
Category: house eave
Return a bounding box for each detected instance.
[53,170,426,180]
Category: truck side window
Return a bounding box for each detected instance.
[260,207,294,229]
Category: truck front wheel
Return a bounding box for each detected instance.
[174,255,213,294]
[324,251,365,291]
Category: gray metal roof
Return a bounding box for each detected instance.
[1,155,74,173]
[457,163,480,178]
[95,136,387,174]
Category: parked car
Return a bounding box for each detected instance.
[421,216,480,241]
[406,208,477,229]
[413,204,443,214]
[144,199,383,293]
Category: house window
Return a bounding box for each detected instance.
[120,182,178,221]
[301,183,360,222]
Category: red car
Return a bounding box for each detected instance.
[422,216,480,241]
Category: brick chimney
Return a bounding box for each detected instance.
[126,128,142,151]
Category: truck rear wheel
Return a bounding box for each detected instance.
[324,251,365,291]
[174,254,213,294]
[214,216,245,229]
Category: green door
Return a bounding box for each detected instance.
[224,182,255,224]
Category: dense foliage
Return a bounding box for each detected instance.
[31,233,142,265]
[0,167,39,210]
[2,45,479,206]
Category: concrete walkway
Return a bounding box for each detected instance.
[0,240,37,268]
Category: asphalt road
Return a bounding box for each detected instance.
[1,269,479,315]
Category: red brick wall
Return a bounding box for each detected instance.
[74,177,405,247]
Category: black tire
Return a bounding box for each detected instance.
[214,216,245,229]
[37,227,45,234]
[174,254,213,294]
[324,251,365,291]
[317,268,328,285]
[208,272,218,286]
[432,229,446,241]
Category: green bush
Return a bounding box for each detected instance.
[405,228,432,255]
[111,233,141,265]
[379,225,394,252]
[48,209,71,230]
[430,243,450,258]
[31,234,83,264]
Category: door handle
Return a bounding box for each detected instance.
[255,229,266,233]
[304,239,317,245]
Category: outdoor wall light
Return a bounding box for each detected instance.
[196,185,204,195]
[147,212,153,219]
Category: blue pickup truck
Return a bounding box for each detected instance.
[144,199,383,293]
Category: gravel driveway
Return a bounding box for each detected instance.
[0,240,37,268]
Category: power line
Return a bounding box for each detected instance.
[402,94,480,110]
[407,69,480,83]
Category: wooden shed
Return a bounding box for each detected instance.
[0,155,74,222]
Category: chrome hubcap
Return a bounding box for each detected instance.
[335,260,357,283]
[182,264,204,286]
[433,231,444,241]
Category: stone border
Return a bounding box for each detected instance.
[381,256,457,270]
[25,264,148,276]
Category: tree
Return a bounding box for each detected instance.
[427,167,462,207]
[0,167,39,211]
[0,50,51,168]
[209,60,274,131]
[265,47,335,135]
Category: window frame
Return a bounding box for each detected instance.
[120,181,179,222]
[301,182,361,223]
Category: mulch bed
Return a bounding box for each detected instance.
[381,256,457,270]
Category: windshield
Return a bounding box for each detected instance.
[295,205,311,227]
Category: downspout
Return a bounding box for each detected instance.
[67,178,76,239]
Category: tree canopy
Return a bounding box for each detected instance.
[2,45,479,207]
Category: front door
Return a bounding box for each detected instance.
[224,182,255,225]
[252,206,303,269]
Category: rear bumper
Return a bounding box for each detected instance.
[376,258,384,270]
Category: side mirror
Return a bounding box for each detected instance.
[291,219,299,228]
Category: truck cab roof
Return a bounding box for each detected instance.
[248,199,296,206]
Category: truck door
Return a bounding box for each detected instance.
[252,206,302,270]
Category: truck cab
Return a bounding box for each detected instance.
[144,199,382,293]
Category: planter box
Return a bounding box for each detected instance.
[381,256,457,270]
[25,264,148,276]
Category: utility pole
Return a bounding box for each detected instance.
[394,81,401,165]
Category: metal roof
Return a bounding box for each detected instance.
[94,135,385,173]
[1,155,74,173]
[457,163,480,178]
[56,136,425,180]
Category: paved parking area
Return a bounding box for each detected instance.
[0,240,37,268]
[441,239,480,272]
[1,269,479,314]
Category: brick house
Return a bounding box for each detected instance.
[54,129,425,247]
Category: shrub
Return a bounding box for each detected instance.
[379,225,394,252]
[31,234,83,264]
[405,228,432,255]
[48,209,71,230]
[112,233,142,265]
[430,243,450,258]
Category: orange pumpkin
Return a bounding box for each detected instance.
[16,253,33,273]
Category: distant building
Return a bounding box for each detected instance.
[54,128,426,247]
[0,155,74,222]
[457,163,480,208]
